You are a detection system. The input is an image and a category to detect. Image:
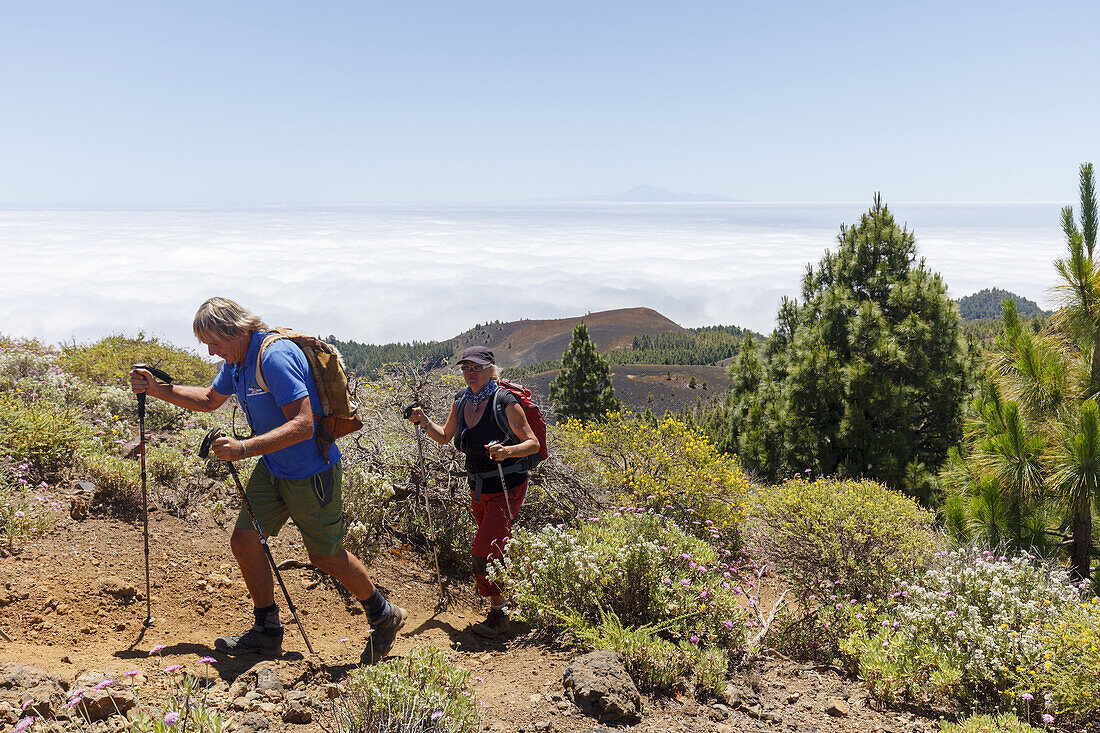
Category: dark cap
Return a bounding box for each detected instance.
[459,345,495,365]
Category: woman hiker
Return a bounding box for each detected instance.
[406,345,540,638]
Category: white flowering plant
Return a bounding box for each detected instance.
[341,457,397,562]
[492,508,751,691]
[0,339,101,412]
[94,384,195,433]
[841,547,1081,710]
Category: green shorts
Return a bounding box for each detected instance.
[235,459,345,558]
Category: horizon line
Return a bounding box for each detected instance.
[0,199,1075,209]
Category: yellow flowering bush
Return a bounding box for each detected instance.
[748,477,939,600]
[1014,595,1100,724]
[555,412,751,546]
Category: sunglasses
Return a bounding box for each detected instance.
[459,363,490,372]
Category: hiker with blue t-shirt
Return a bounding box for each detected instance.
[407,345,541,638]
[129,297,405,664]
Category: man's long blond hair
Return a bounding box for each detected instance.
[192,297,268,342]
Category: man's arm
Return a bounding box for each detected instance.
[213,396,314,461]
[130,368,229,412]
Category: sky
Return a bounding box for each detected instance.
[2,1,1099,205]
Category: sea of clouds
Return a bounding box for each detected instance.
[0,201,1065,352]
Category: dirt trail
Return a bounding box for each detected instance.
[0,499,942,732]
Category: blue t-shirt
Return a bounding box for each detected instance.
[211,331,340,480]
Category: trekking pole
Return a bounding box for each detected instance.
[485,440,513,520]
[403,402,445,609]
[132,363,174,628]
[199,428,315,655]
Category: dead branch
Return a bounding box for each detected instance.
[746,589,789,657]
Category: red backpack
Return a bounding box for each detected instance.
[455,378,548,470]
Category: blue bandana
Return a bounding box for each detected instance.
[465,379,498,407]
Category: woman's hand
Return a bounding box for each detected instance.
[486,441,508,462]
[408,406,430,427]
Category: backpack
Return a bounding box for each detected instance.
[255,328,363,460]
[455,378,548,472]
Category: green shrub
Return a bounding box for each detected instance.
[939,713,1043,733]
[147,446,191,484]
[78,452,140,505]
[495,509,748,692]
[748,477,939,601]
[1013,596,1100,725]
[772,593,884,664]
[0,461,58,555]
[327,646,479,733]
[555,412,752,546]
[61,332,217,388]
[565,607,728,695]
[841,548,1080,710]
[0,393,90,477]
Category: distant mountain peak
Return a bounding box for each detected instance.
[956,288,1049,321]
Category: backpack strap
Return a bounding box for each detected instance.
[255,332,289,394]
[490,388,518,444]
[453,389,468,453]
[253,331,336,462]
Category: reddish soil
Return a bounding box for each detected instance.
[0,495,944,732]
[456,307,684,368]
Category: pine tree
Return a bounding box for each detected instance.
[729,195,970,498]
[549,323,621,423]
[944,164,1100,580]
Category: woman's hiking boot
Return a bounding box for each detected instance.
[214,626,284,657]
[360,604,407,665]
[471,607,509,638]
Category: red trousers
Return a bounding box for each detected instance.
[471,480,527,597]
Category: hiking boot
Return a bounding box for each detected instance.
[360,604,407,665]
[214,626,284,657]
[471,607,509,638]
